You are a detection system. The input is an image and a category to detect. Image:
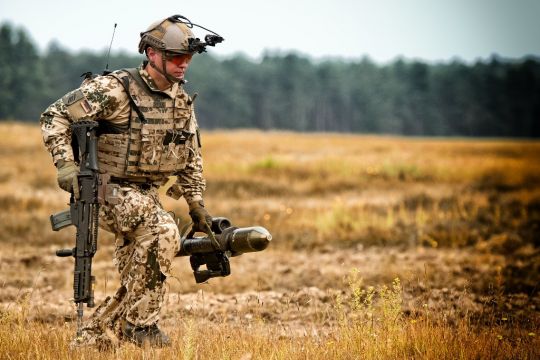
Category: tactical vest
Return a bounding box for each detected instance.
[96,69,196,182]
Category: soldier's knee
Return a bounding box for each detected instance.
[160,221,179,240]
[157,220,180,255]
[146,219,178,279]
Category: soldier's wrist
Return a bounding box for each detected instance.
[56,159,75,169]
[188,200,205,211]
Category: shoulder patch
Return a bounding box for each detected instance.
[62,89,85,106]
[62,89,93,119]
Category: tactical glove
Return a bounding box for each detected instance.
[56,160,79,194]
[189,201,213,234]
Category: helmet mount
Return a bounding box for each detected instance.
[139,14,224,55]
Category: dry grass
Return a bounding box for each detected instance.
[0,122,539,359]
[1,276,538,360]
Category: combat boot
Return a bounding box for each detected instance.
[122,321,171,347]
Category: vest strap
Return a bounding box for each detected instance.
[118,75,148,125]
[124,68,153,96]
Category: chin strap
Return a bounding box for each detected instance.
[149,57,184,85]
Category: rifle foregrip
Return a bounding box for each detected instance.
[56,248,74,257]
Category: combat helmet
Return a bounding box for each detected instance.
[139,15,224,84]
[139,16,195,55]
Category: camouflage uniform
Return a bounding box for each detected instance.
[40,66,205,345]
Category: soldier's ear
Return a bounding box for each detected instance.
[146,47,158,60]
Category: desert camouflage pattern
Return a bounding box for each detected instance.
[40,66,206,347]
[40,66,205,204]
[72,184,180,348]
[98,69,199,181]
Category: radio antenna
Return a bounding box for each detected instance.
[103,23,117,74]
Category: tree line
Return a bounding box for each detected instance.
[1,22,539,137]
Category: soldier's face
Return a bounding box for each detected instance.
[161,51,192,79]
[148,47,192,81]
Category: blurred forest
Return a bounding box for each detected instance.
[0,22,539,137]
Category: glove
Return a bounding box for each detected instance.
[189,201,213,234]
[56,160,79,194]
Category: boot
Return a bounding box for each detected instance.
[122,321,171,347]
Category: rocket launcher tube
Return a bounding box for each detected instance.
[176,218,272,283]
[177,226,272,257]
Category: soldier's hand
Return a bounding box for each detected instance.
[56,160,79,194]
[189,201,213,234]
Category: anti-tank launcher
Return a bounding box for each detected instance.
[177,217,272,283]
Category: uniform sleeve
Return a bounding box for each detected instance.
[166,108,206,204]
[40,75,129,165]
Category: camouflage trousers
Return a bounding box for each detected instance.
[72,184,179,348]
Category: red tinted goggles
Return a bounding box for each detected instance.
[163,52,193,66]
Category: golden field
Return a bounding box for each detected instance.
[0,122,539,359]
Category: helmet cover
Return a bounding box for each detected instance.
[139,17,195,54]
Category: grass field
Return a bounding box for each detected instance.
[0,122,539,359]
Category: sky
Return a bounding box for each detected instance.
[1,0,539,63]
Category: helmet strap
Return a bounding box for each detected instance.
[148,57,184,85]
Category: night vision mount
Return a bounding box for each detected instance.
[168,14,224,53]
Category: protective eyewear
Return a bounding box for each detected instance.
[163,52,193,66]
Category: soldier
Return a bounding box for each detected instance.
[40,15,217,348]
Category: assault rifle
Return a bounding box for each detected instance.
[50,120,101,337]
